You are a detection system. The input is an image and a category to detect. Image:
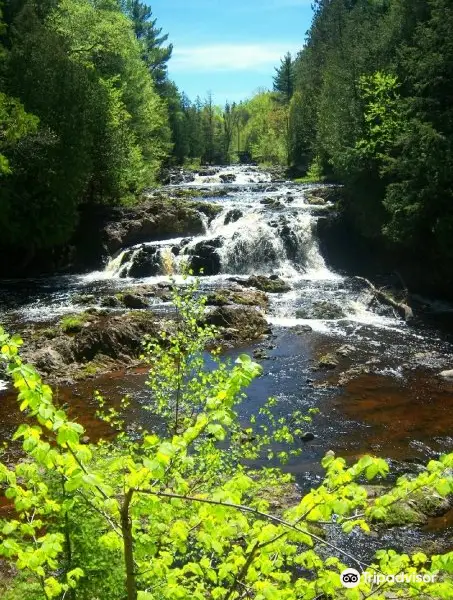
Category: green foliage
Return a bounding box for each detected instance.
[281,0,453,283]
[1,286,453,599]
[240,92,290,165]
[0,0,169,253]
[273,52,295,103]
[305,156,325,182]
[123,0,173,92]
[355,72,404,164]
[0,92,39,175]
[59,314,89,334]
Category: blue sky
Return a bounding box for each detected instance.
[149,0,314,105]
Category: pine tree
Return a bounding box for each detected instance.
[123,0,173,91]
[273,52,295,102]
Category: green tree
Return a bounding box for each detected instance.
[273,52,295,103]
[0,3,39,174]
[383,0,453,262]
[242,92,288,165]
[0,0,169,254]
[124,0,173,91]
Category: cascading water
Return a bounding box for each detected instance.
[0,165,417,338]
[106,168,331,279]
[103,165,401,333]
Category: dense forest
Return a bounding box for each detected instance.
[283,0,453,296]
[2,2,453,599]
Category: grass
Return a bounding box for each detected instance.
[60,313,90,334]
[292,175,328,184]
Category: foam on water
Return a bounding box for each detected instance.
[0,166,416,337]
[93,166,412,336]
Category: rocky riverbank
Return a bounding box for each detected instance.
[0,186,225,278]
[11,279,278,384]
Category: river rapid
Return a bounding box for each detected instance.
[1,165,453,556]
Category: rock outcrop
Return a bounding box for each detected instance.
[104,196,222,256]
[206,306,270,343]
[230,275,291,293]
[187,238,223,276]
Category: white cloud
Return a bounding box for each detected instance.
[171,43,300,72]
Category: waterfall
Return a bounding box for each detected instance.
[104,168,330,281]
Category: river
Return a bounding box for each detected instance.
[0,165,452,555]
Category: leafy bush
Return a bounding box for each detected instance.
[0,284,452,599]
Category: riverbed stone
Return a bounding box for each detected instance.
[126,246,161,278]
[31,347,66,372]
[72,312,158,363]
[253,348,270,360]
[206,306,270,342]
[101,296,121,308]
[224,209,243,225]
[338,365,371,385]
[219,173,236,183]
[296,301,345,320]
[187,238,223,276]
[305,186,341,206]
[103,196,222,257]
[336,344,356,357]
[233,275,291,293]
[122,293,149,309]
[317,353,339,370]
[206,287,268,310]
[279,221,299,261]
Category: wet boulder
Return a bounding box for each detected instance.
[224,209,243,225]
[30,347,67,373]
[219,173,236,183]
[253,348,270,360]
[305,186,341,206]
[206,287,268,310]
[336,344,356,357]
[73,294,96,305]
[101,296,121,308]
[279,222,299,261]
[198,168,218,177]
[172,170,195,184]
[206,306,270,342]
[317,353,339,370]
[233,275,291,293]
[103,196,215,255]
[72,312,158,363]
[122,293,149,309]
[189,201,223,223]
[127,246,161,278]
[260,197,284,209]
[187,238,223,276]
[296,301,345,320]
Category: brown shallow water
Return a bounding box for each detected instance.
[2,329,453,470]
[335,371,453,461]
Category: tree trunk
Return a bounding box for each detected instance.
[354,276,414,322]
[121,489,137,600]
